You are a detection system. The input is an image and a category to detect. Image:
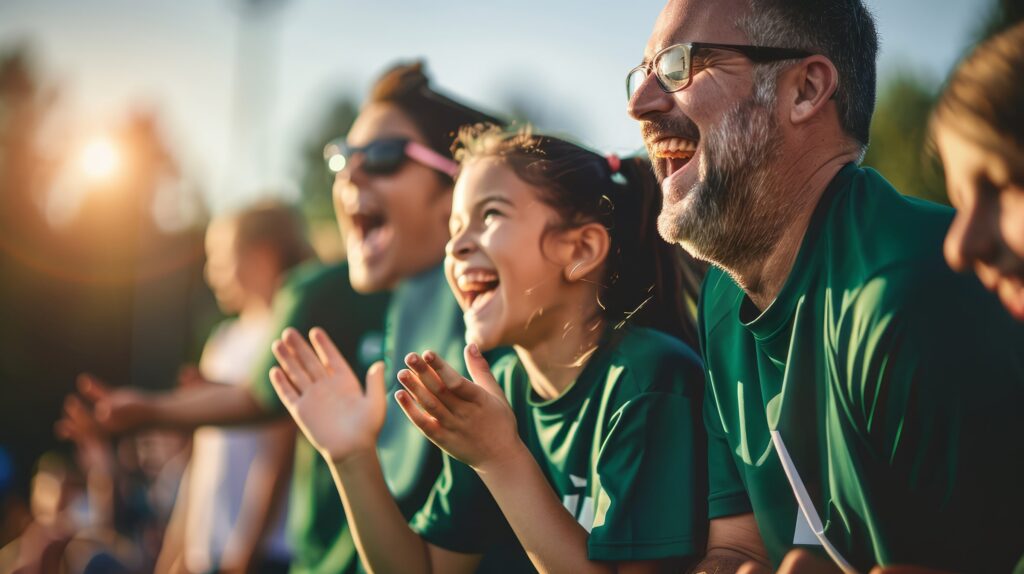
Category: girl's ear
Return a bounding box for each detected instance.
[562,222,610,283]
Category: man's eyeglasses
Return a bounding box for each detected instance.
[323,138,459,179]
[626,42,813,101]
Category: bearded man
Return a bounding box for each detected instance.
[627,1,1024,572]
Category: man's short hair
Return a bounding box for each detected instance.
[738,0,878,150]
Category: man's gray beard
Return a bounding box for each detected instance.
[657,90,787,270]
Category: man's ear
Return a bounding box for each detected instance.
[784,55,840,127]
[561,222,610,283]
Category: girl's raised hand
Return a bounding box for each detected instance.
[395,344,528,473]
[269,327,386,463]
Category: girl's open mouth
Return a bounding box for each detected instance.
[456,269,501,315]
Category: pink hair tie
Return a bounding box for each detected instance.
[606,154,621,174]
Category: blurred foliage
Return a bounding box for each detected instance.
[297,95,358,222]
[294,95,359,261]
[0,45,217,498]
[861,0,1023,206]
[973,0,1024,42]
[862,69,946,205]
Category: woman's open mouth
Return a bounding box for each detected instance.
[348,210,393,263]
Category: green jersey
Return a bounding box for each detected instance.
[250,262,464,574]
[699,164,1024,572]
[412,326,707,569]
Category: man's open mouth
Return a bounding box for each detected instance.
[456,269,500,314]
[651,137,699,178]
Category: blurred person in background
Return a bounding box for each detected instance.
[0,452,89,573]
[151,202,311,574]
[933,21,1024,322]
[627,0,1024,572]
[0,429,190,574]
[61,61,503,574]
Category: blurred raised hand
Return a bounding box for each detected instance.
[269,327,386,463]
[54,394,114,477]
[72,374,154,435]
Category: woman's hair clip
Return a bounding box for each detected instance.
[606,154,621,174]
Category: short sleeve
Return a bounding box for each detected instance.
[704,384,752,519]
[697,278,752,521]
[248,264,389,413]
[588,391,707,561]
[409,454,510,555]
[248,281,309,413]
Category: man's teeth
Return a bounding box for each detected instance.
[653,138,698,159]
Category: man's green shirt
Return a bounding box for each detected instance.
[412,326,707,568]
[249,262,464,574]
[699,165,1024,572]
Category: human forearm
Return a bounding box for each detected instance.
[689,550,760,574]
[329,449,433,574]
[148,383,272,429]
[690,515,770,574]
[478,447,612,574]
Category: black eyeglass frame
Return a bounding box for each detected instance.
[626,42,814,100]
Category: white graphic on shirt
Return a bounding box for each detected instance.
[562,474,595,532]
[793,508,821,546]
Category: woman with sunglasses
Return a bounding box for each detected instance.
[286,60,508,573]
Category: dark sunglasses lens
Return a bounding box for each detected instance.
[627,68,648,101]
[657,45,690,90]
[361,140,407,174]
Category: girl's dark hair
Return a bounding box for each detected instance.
[454,124,705,347]
[930,21,1024,154]
[231,201,315,273]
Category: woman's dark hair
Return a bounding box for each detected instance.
[930,21,1024,154]
[368,61,504,183]
[231,201,315,273]
[453,124,705,348]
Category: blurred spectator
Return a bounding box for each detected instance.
[155,203,309,574]
[933,21,1024,321]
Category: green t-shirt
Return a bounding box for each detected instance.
[249,262,464,574]
[412,326,707,569]
[699,164,1024,572]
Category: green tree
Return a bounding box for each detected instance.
[974,0,1024,42]
[296,95,358,221]
[293,95,359,260]
[862,69,946,205]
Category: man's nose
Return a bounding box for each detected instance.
[628,71,676,121]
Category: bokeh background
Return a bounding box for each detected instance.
[0,0,1021,551]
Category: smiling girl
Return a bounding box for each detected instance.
[269,125,707,573]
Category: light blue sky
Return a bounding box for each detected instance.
[0,0,989,213]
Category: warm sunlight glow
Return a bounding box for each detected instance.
[79,137,121,180]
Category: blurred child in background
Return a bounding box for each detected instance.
[934,21,1024,321]
[155,202,311,574]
